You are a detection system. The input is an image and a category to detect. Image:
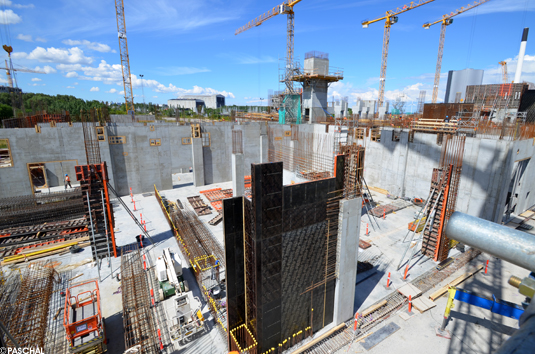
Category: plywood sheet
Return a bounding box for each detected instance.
[412,297,436,313]
[397,283,422,298]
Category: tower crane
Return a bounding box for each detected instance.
[114,0,135,115]
[424,0,490,103]
[4,61,46,88]
[499,61,508,84]
[362,0,435,110]
[235,0,303,94]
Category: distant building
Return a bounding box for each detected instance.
[444,69,484,103]
[168,94,225,110]
[0,86,22,94]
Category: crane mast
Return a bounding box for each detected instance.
[115,0,135,115]
[235,0,303,94]
[424,0,491,103]
[362,0,436,110]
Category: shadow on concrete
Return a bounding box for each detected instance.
[353,269,385,313]
[450,311,517,336]
[104,311,126,354]
[174,182,194,189]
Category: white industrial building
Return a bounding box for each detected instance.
[168,94,225,110]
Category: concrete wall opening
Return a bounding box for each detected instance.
[0,138,13,168]
[29,163,47,189]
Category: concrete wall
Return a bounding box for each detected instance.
[106,124,172,196]
[363,128,535,222]
[0,126,113,197]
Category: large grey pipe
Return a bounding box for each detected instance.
[445,212,535,272]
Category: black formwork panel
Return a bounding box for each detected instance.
[224,160,341,353]
[223,197,245,349]
[251,162,284,352]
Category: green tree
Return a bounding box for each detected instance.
[0,103,13,121]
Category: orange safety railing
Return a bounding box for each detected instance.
[63,280,104,348]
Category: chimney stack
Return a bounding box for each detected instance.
[514,28,529,83]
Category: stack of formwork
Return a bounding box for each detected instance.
[75,162,115,260]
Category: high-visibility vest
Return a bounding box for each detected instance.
[66,176,70,182]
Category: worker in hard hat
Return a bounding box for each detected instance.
[64,174,72,189]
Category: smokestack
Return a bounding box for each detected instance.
[514,28,529,83]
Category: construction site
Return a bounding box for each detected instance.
[1,1,535,354]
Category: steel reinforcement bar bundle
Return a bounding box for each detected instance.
[0,261,57,349]
[121,246,159,354]
[0,188,86,229]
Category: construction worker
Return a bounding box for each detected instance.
[64,174,72,189]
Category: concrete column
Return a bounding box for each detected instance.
[260,135,268,163]
[192,138,204,187]
[232,153,244,197]
[333,197,361,325]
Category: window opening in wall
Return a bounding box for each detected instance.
[0,139,13,167]
[28,163,47,189]
[182,137,192,145]
[202,132,211,147]
[150,138,161,146]
[392,130,400,142]
[371,129,381,142]
[109,136,126,144]
[150,125,155,131]
[284,130,291,137]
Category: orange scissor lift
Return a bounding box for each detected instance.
[63,280,107,353]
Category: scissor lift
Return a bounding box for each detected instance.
[64,280,107,353]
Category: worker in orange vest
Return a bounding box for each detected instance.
[64,174,72,189]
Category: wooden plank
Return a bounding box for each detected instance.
[368,186,389,195]
[361,300,388,317]
[412,297,436,313]
[360,322,400,351]
[429,264,484,300]
[520,210,535,218]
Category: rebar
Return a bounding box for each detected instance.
[121,245,159,354]
[0,261,57,349]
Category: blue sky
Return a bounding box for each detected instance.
[2,0,534,107]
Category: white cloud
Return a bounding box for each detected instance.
[153,96,158,98]
[106,88,118,94]
[35,37,46,43]
[153,66,210,76]
[26,47,93,65]
[483,54,535,85]
[17,34,32,42]
[457,0,535,16]
[34,65,56,74]
[0,9,21,24]
[65,71,78,78]
[329,81,441,107]
[12,52,27,59]
[74,82,78,85]
[118,90,125,95]
[66,86,75,89]
[90,87,99,92]
[0,1,35,9]
[55,59,235,98]
[31,77,41,81]
[220,53,277,65]
[62,39,114,53]
[56,64,83,72]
